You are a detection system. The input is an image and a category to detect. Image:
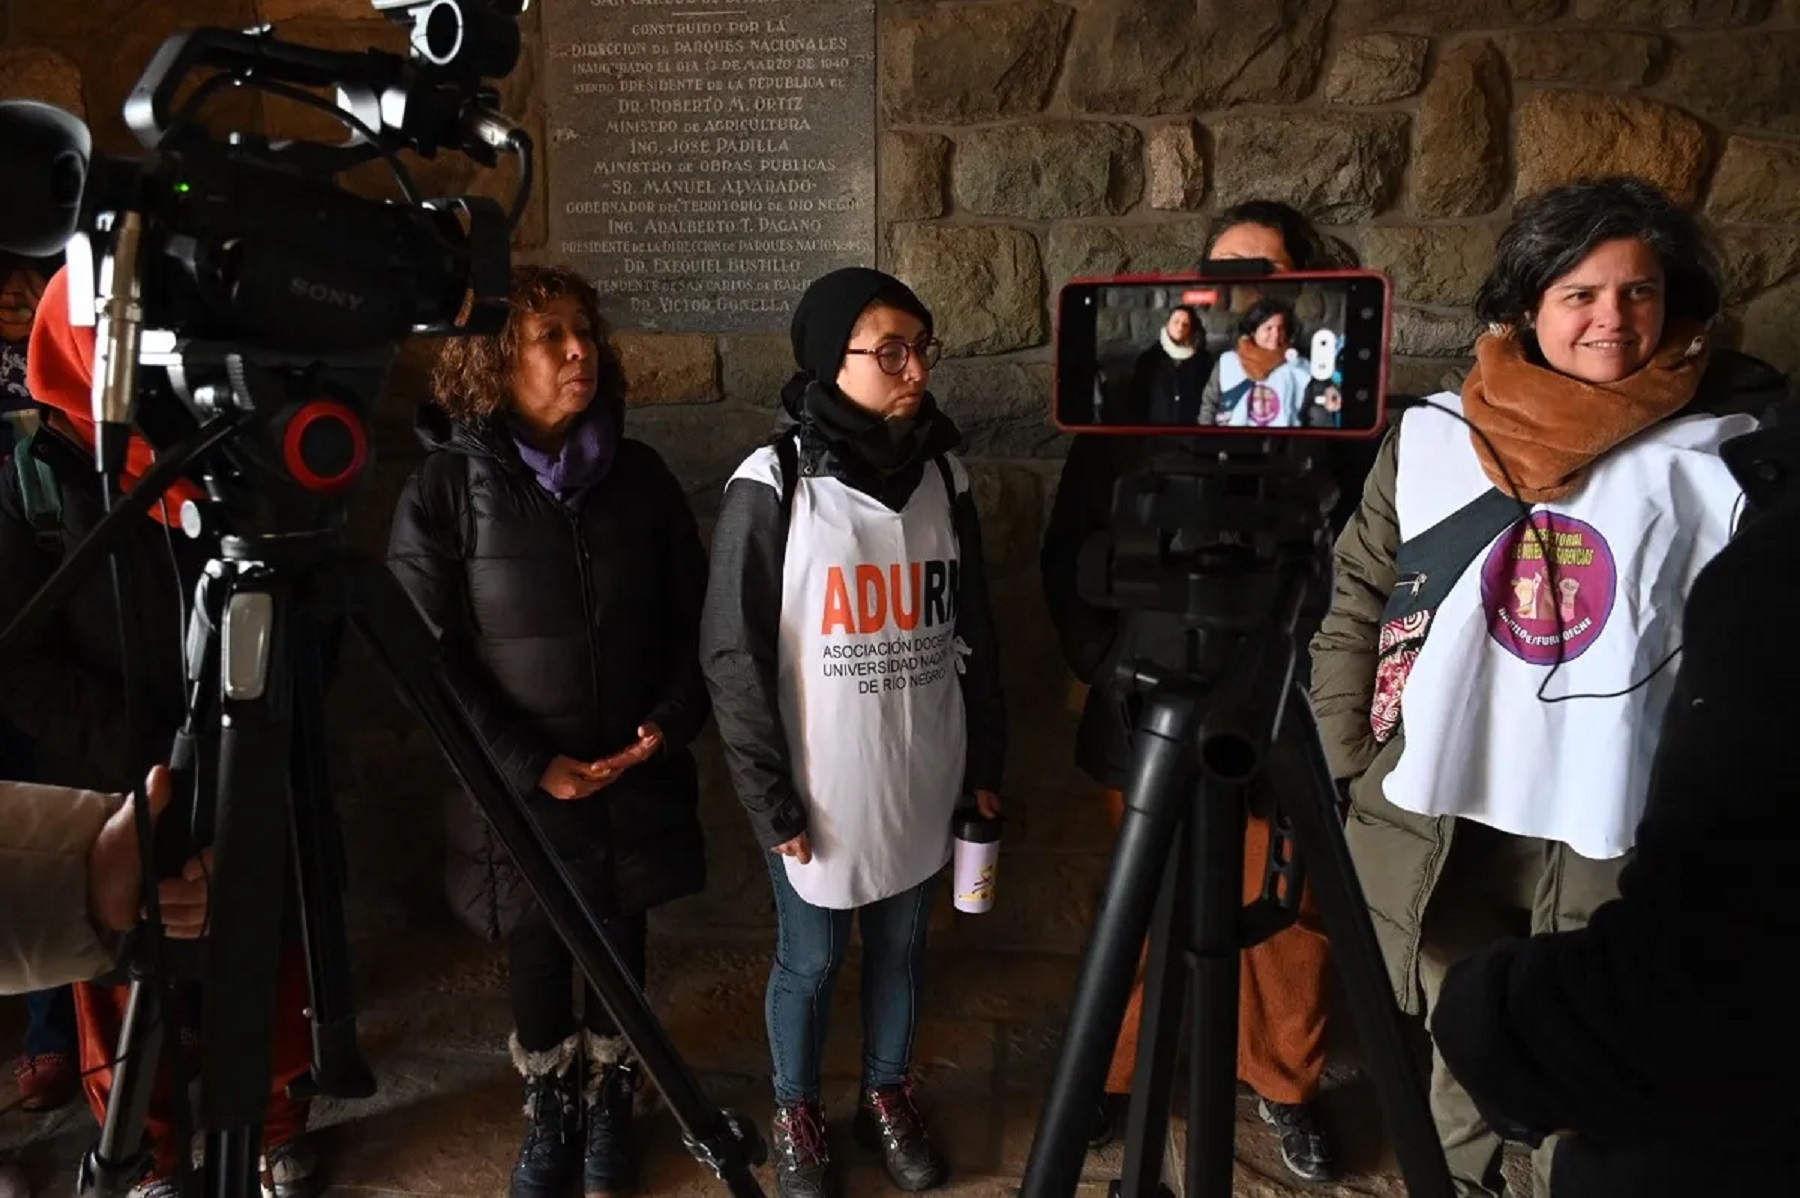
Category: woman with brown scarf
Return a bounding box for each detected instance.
[1198,297,1314,428]
[1309,176,1786,1198]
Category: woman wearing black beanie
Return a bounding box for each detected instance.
[700,267,1008,1198]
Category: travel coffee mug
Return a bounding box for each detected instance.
[951,809,1003,914]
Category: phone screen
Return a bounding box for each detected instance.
[1054,271,1391,436]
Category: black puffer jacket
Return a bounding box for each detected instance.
[387,403,711,937]
[0,423,202,793]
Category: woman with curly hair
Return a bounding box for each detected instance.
[387,264,711,1198]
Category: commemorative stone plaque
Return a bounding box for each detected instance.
[544,0,878,333]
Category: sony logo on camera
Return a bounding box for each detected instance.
[289,276,366,312]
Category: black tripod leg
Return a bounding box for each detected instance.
[1116,834,1190,1198]
[1264,684,1453,1198]
[1186,777,1246,1198]
[346,559,766,1198]
[202,572,298,1198]
[286,611,375,1101]
[77,981,162,1197]
[1020,690,1202,1198]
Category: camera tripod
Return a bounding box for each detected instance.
[0,391,768,1198]
[1018,453,1453,1198]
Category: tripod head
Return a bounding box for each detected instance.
[1076,435,1337,782]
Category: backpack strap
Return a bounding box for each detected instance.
[1382,487,1525,624]
[1369,487,1524,746]
[8,422,64,551]
[773,430,801,534]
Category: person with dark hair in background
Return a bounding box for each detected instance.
[1309,175,1787,1198]
[1040,200,1352,1182]
[1126,305,1212,425]
[0,267,321,1198]
[388,264,711,1198]
[700,267,1006,1198]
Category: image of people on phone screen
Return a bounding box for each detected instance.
[1199,297,1316,428]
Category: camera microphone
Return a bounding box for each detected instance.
[0,99,92,258]
[90,210,147,478]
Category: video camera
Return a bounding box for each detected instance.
[1,0,528,525]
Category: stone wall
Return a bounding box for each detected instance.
[6,0,1800,956]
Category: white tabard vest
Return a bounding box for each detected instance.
[1385,393,1756,860]
[731,447,968,909]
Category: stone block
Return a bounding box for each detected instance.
[1501,31,1663,88]
[1393,307,1484,358]
[893,225,1047,357]
[1664,32,1800,135]
[963,462,1046,577]
[1389,356,1474,401]
[0,47,85,117]
[1716,228,1800,305]
[626,404,783,519]
[1145,120,1208,212]
[1573,0,1770,22]
[1210,112,1409,224]
[1707,136,1800,226]
[1043,223,1214,294]
[1742,276,1800,379]
[1514,90,1710,208]
[1412,39,1510,218]
[719,333,793,407]
[953,122,1143,220]
[1338,0,1563,27]
[616,332,720,406]
[1065,0,1331,115]
[882,131,951,223]
[1325,34,1430,106]
[882,0,1070,124]
[1357,225,1497,308]
[932,359,1063,460]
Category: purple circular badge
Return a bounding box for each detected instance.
[1248,382,1280,426]
[1478,513,1617,666]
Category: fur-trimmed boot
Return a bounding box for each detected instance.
[509,1032,583,1198]
[582,1032,639,1198]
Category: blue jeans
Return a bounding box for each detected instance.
[23,986,75,1057]
[764,856,937,1105]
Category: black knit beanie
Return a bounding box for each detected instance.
[788,267,934,385]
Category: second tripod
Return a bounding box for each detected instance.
[1019,459,1454,1198]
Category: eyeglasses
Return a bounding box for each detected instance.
[845,337,943,376]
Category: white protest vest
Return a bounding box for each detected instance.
[731,447,968,909]
[1215,351,1311,428]
[1385,393,1755,860]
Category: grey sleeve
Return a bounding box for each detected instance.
[0,782,122,995]
[698,476,808,849]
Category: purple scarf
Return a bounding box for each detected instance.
[511,405,618,508]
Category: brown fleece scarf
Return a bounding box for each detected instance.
[1235,336,1288,382]
[1460,320,1711,503]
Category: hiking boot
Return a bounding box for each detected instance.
[509,1033,583,1198]
[1258,1097,1335,1184]
[260,1137,322,1198]
[13,1053,77,1112]
[771,1100,835,1198]
[582,1033,638,1198]
[852,1082,947,1192]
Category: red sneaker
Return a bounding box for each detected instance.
[13,1052,78,1112]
